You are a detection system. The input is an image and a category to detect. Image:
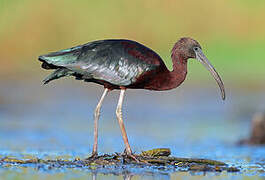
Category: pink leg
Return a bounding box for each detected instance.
[116,89,133,155]
[91,88,109,157]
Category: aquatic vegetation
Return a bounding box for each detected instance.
[0,148,239,175]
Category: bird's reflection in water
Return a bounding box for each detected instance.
[123,174,133,180]
[90,171,170,180]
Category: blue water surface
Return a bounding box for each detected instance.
[0,80,264,179]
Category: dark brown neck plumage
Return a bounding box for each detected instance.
[144,51,188,91]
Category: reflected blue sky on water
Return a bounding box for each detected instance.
[0,79,264,178]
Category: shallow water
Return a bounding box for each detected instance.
[0,79,264,179]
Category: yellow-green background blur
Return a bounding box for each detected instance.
[0,0,264,89]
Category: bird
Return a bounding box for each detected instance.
[38,37,225,159]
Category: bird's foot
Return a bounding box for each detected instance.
[86,152,98,161]
[125,153,140,162]
[122,150,149,164]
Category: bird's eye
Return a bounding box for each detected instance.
[193,47,199,51]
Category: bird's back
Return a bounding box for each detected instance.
[39,39,167,87]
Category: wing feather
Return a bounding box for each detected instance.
[39,39,164,86]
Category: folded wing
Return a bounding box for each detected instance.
[39,39,165,86]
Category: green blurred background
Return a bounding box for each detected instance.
[0,0,264,89]
[0,1,265,178]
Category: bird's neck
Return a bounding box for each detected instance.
[145,53,187,91]
[167,52,188,89]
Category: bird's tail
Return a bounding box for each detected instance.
[38,56,58,69]
[43,68,73,84]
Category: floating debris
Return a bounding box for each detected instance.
[0,148,239,173]
[140,148,171,157]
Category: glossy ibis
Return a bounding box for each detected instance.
[39,37,225,158]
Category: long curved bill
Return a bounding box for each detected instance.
[195,49,226,100]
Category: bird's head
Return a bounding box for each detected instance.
[172,37,226,100]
